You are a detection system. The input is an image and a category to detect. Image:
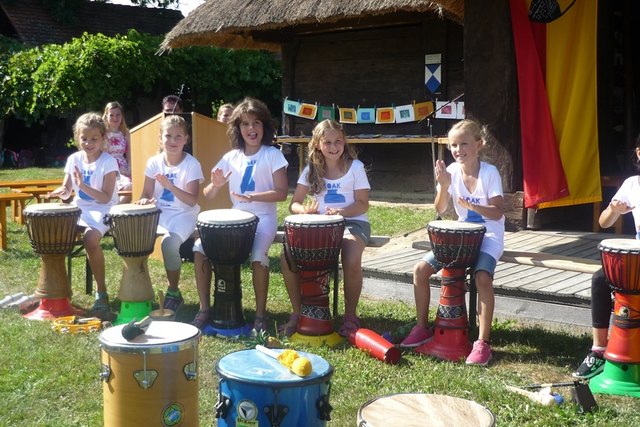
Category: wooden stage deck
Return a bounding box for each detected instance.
[362,229,622,307]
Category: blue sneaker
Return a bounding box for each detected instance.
[163,292,184,312]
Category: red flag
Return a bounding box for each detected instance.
[509,0,569,208]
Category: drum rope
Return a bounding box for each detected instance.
[613,315,640,328]
[439,275,467,299]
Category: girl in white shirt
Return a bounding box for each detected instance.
[138,115,204,312]
[280,119,371,338]
[50,112,119,319]
[400,119,505,368]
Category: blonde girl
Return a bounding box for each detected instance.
[138,115,204,312]
[400,119,505,367]
[279,119,371,338]
[103,101,132,202]
[50,112,119,319]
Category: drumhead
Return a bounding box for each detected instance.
[428,220,486,231]
[599,238,640,252]
[216,348,333,386]
[197,209,256,225]
[24,202,80,214]
[284,214,344,225]
[99,321,200,354]
[357,393,495,427]
[108,203,159,215]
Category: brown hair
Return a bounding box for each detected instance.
[227,97,276,151]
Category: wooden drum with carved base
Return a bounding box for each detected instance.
[23,203,81,320]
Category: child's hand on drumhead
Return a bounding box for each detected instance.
[50,185,71,200]
[136,197,156,205]
[303,198,319,214]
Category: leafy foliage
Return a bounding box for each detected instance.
[0,30,282,124]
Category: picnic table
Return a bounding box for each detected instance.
[0,179,61,189]
[0,192,33,250]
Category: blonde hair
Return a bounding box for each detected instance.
[216,103,234,121]
[305,119,358,195]
[102,101,130,137]
[448,119,488,147]
[160,114,189,134]
[227,97,276,150]
[73,112,107,150]
[158,115,190,152]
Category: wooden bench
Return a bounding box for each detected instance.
[10,187,59,223]
[0,179,62,189]
[0,192,35,250]
[411,240,600,330]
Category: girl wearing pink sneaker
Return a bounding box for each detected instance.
[400,119,505,367]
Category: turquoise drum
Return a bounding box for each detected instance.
[215,349,333,426]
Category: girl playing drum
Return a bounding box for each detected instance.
[192,98,288,332]
[279,119,371,338]
[400,119,505,367]
[50,112,119,320]
[138,115,204,313]
[572,133,640,379]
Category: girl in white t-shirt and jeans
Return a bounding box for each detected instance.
[279,119,371,338]
[400,119,505,367]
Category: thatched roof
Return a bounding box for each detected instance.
[161,0,464,52]
[1,0,182,47]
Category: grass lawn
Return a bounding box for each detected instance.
[0,168,638,426]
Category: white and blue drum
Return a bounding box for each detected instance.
[215,349,334,426]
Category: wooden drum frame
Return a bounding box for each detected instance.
[23,203,81,320]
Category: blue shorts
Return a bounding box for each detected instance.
[345,219,371,245]
[421,250,497,276]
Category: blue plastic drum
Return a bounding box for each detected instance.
[215,349,334,426]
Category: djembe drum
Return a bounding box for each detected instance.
[196,209,258,336]
[415,220,486,361]
[357,393,495,427]
[215,348,333,427]
[103,203,160,325]
[283,214,345,345]
[23,203,81,320]
[589,239,640,397]
[99,321,200,426]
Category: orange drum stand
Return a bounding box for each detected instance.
[415,220,486,361]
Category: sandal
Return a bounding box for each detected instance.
[253,315,269,333]
[191,310,210,330]
[338,314,361,338]
[277,313,300,337]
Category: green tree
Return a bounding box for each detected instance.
[0,30,281,124]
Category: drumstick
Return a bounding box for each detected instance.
[255,345,312,377]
